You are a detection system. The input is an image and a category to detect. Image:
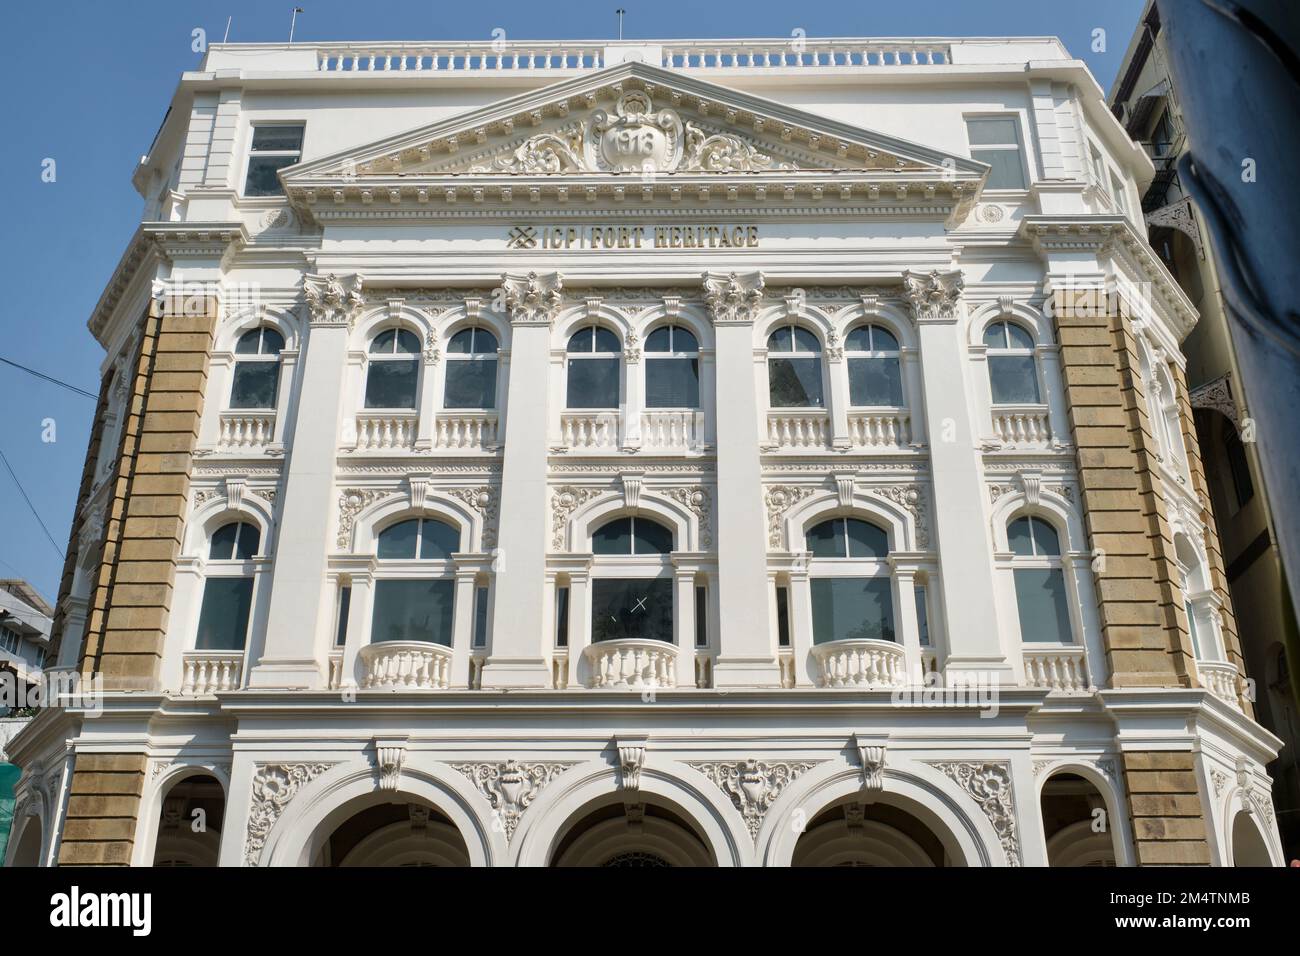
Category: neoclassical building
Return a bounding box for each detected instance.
[4,36,1284,867]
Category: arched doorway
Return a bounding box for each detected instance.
[152,774,224,866]
[551,800,714,867]
[793,799,946,866]
[8,814,42,867]
[1231,811,1273,867]
[1040,772,1117,867]
[313,799,470,866]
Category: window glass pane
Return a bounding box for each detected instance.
[473,586,489,648]
[768,357,823,407]
[235,330,262,354]
[260,328,285,354]
[1008,517,1034,557]
[370,579,454,645]
[447,329,475,353]
[472,329,498,353]
[695,586,708,648]
[244,155,296,197]
[848,357,903,406]
[444,360,497,409]
[365,360,418,408]
[592,328,621,352]
[811,578,896,644]
[983,322,1007,349]
[806,519,845,558]
[419,519,459,559]
[377,519,418,559]
[966,117,1019,146]
[1225,430,1255,508]
[230,362,279,409]
[1186,600,1203,657]
[646,358,699,408]
[671,327,698,352]
[233,523,259,560]
[792,327,820,353]
[633,518,673,555]
[915,586,930,647]
[251,126,304,151]
[845,519,888,559]
[591,578,674,643]
[873,326,899,351]
[371,329,396,353]
[335,586,351,646]
[195,577,254,650]
[394,330,421,354]
[972,149,1027,189]
[776,585,791,647]
[988,355,1040,404]
[567,358,619,408]
[1013,568,1072,642]
[845,326,872,351]
[645,327,672,352]
[1030,517,1061,556]
[210,522,239,560]
[1005,323,1035,349]
[593,517,633,555]
[555,586,570,647]
[567,327,594,352]
[768,326,793,352]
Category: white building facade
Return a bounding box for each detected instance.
[4,37,1284,867]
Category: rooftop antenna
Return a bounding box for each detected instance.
[289,6,304,44]
[616,8,625,41]
[223,16,231,43]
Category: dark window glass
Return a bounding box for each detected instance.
[972,149,1027,189]
[444,360,497,409]
[567,357,619,408]
[235,328,285,355]
[988,356,1040,404]
[364,359,419,408]
[768,357,824,407]
[646,358,699,408]
[377,518,458,559]
[447,327,498,354]
[694,586,708,648]
[848,357,902,407]
[244,155,298,197]
[244,125,303,197]
[811,578,896,644]
[776,585,791,647]
[805,518,888,559]
[1013,568,1072,642]
[230,362,279,409]
[418,519,459,559]
[555,586,570,647]
[915,586,930,647]
[593,517,633,555]
[845,325,899,352]
[966,118,1026,189]
[335,586,351,646]
[195,577,254,650]
[209,522,259,560]
[251,126,305,151]
[472,586,489,648]
[1008,516,1060,557]
[593,516,672,555]
[370,579,454,645]
[591,578,674,643]
[377,519,419,559]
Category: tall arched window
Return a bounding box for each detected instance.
[1175,534,1215,660]
[645,325,700,408]
[371,518,459,645]
[767,325,823,407]
[1151,364,1186,470]
[1008,516,1073,643]
[365,329,421,409]
[566,326,621,409]
[590,516,673,643]
[196,521,260,650]
[805,517,894,643]
[845,324,902,407]
[444,327,498,409]
[230,327,285,409]
[984,320,1040,404]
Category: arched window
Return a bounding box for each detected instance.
[984,321,1040,404]
[590,516,673,643]
[230,327,285,409]
[196,521,260,651]
[566,326,621,409]
[1008,516,1073,643]
[645,325,700,408]
[845,324,902,407]
[365,329,421,409]
[767,325,823,407]
[805,518,894,644]
[1175,534,1215,660]
[444,327,498,409]
[371,518,459,645]
[1151,364,1186,470]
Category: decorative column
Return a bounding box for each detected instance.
[887,554,924,683]
[671,561,698,688]
[820,313,852,450]
[904,270,1012,681]
[786,561,816,687]
[250,273,363,689]
[621,311,644,450]
[703,272,778,686]
[565,562,592,689]
[482,271,563,688]
[449,557,481,688]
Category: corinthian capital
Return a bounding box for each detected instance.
[502,271,563,325]
[702,271,765,324]
[303,273,365,327]
[902,269,964,322]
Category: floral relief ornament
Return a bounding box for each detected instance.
[336,488,391,549]
[690,759,817,840]
[453,760,572,840]
[764,485,816,550]
[303,273,364,328]
[244,763,334,866]
[451,486,500,548]
[551,485,603,550]
[664,486,712,549]
[931,761,1021,866]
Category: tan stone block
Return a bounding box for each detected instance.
[137,432,197,455]
[105,583,171,609]
[1123,752,1196,772]
[1063,365,1121,387]
[1134,816,1207,841]
[69,771,145,797]
[154,332,214,354]
[117,538,179,562]
[120,516,183,541]
[98,653,161,681]
[112,561,177,586]
[1069,426,1132,449]
[141,411,202,435]
[65,794,141,818]
[104,605,169,631]
[159,314,217,334]
[132,452,193,475]
[129,474,191,497]
[1096,578,1163,604]
[150,371,208,393]
[1125,770,1199,793]
[60,818,138,843]
[99,629,166,655]
[58,841,136,866]
[75,754,148,773]
[126,494,187,519]
[1134,841,1211,865]
[1082,511,1145,535]
[1077,447,1139,469]
[1072,406,1130,428]
[1129,793,1206,817]
[1060,345,1117,365]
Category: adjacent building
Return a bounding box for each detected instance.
[0,579,52,861]
[3,35,1284,867]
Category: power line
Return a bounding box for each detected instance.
[0,355,97,400]
[0,449,64,559]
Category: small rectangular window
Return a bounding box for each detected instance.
[775,586,792,647]
[244,124,303,197]
[567,358,620,409]
[915,586,930,647]
[1013,568,1073,643]
[230,362,280,410]
[335,585,352,647]
[371,579,454,645]
[965,117,1027,189]
[811,578,896,644]
[555,586,570,648]
[591,579,673,643]
[472,585,490,648]
[1109,172,1129,215]
[1185,600,1203,658]
[694,586,708,648]
[196,577,254,650]
[988,355,1041,404]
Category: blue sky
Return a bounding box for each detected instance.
[0,0,1143,601]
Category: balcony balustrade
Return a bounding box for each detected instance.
[990,405,1053,447]
[811,639,907,688]
[358,640,452,690]
[584,639,678,689]
[1021,645,1090,693]
[180,650,244,695]
[218,411,276,452]
[1197,659,1243,711]
[766,410,831,449]
[355,411,418,452]
[847,410,911,448]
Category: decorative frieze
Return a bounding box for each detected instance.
[931,761,1021,866]
[663,486,713,549]
[690,759,818,840]
[550,484,604,550]
[244,763,334,866]
[336,488,394,549]
[763,484,816,550]
[453,760,573,840]
[450,486,501,548]
[870,484,930,549]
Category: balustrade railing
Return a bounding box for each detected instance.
[1021,645,1089,693]
[355,411,418,452]
[848,410,911,448]
[1197,659,1243,711]
[991,405,1053,447]
[180,650,244,695]
[218,411,275,451]
[560,411,620,450]
[811,639,907,688]
[358,640,452,689]
[766,410,832,449]
[433,411,498,451]
[641,410,705,451]
[584,639,678,689]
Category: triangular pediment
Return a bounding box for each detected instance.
[283,61,987,187]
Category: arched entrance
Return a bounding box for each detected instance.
[152,774,224,867]
[793,799,945,866]
[1040,772,1117,867]
[550,799,714,867]
[8,814,42,867]
[1230,811,1273,867]
[311,798,470,867]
